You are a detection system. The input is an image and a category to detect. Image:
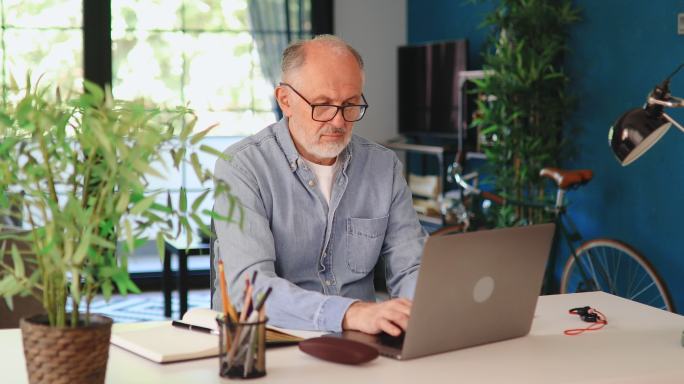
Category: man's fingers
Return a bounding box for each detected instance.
[379,318,403,336]
[386,299,412,316]
[383,309,410,330]
[395,298,412,307]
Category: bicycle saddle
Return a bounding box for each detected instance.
[540,168,593,189]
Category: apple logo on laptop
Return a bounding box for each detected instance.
[473,276,495,303]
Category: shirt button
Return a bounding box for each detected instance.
[325,280,332,286]
[290,162,296,170]
[308,179,316,187]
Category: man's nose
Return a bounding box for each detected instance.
[331,108,347,126]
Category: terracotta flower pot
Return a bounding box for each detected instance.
[20,314,113,384]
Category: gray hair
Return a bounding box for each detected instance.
[281,34,364,79]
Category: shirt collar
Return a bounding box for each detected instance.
[274,117,353,173]
[274,117,301,172]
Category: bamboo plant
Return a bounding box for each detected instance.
[0,78,241,327]
[471,0,581,226]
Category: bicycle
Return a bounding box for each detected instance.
[436,163,674,312]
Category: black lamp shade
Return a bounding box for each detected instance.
[609,106,671,166]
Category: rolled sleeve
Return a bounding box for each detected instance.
[315,296,359,332]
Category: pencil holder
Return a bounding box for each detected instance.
[217,314,267,379]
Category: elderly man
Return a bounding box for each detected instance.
[212,35,426,336]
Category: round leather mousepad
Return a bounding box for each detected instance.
[299,336,379,365]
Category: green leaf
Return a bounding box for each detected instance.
[124,219,134,254]
[199,144,227,159]
[0,275,18,296]
[191,189,211,213]
[167,190,173,212]
[156,231,166,261]
[116,190,131,213]
[190,153,204,183]
[11,244,24,278]
[132,159,164,179]
[179,117,196,141]
[190,123,217,145]
[90,234,116,249]
[83,80,105,105]
[112,270,128,295]
[150,202,173,214]
[2,295,14,311]
[72,229,92,264]
[172,147,186,169]
[179,216,192,245]
[131,193,159,215]
[101,279,113,300]
[191,213,211,237]
[179,187,187,213]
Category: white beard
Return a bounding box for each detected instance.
[293,120,351,160]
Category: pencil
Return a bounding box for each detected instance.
[241,279,254,322]
[218,260,238,323]
[256,303,266,372]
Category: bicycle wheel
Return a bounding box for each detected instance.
[560,238,674,312]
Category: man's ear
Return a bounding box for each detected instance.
[275,86,293,117]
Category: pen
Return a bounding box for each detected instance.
[229,278,254,361]
[172,320,219,335]
[241,278,254,321]
[232,287,273,358]
[244,288,270,377]
[255,299,266,373]
[247,287,272,322]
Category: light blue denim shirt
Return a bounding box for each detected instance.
[212,118,426,332]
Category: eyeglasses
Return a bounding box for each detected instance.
[279,82,368,122]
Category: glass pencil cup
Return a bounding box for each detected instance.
[217,314,267,379]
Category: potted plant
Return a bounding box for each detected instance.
[472,0,581,226]
[0,77,240,383]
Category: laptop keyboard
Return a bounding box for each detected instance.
[378,331,405,349]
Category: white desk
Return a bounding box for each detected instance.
[2,292,684,383]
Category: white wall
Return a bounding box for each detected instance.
[334,0,406,144]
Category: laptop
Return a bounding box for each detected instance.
[330,223,555,360]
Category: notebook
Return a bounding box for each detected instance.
[330,223,555,360]
[110,308,304,363]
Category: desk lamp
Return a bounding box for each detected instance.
[609,64,684,346]
[609,63,684,165]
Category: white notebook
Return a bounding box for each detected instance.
[110,308,307,364]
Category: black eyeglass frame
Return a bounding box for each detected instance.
[279,82,369,122]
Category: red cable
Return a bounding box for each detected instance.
[564,308,607,336]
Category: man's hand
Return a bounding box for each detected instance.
[342,298,412,336]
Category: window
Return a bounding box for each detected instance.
[1,0,329,275]
[0,0,83,101]
[1,0,316,136]
[111,0,302,137]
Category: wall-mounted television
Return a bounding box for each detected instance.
[398,39,467,139]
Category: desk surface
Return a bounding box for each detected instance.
[3,292,684,383]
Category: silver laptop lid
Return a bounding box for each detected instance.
[401,223,555,360]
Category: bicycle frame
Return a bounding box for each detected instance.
[451,169,597,295]
[446,164,673,310]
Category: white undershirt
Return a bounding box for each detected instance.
[302,158,338,204]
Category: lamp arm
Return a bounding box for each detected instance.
[662,112,684,133]
[648,96,684,108]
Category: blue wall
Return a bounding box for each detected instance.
[409,0,684,313]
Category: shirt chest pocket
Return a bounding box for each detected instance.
[346,215,389,274]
